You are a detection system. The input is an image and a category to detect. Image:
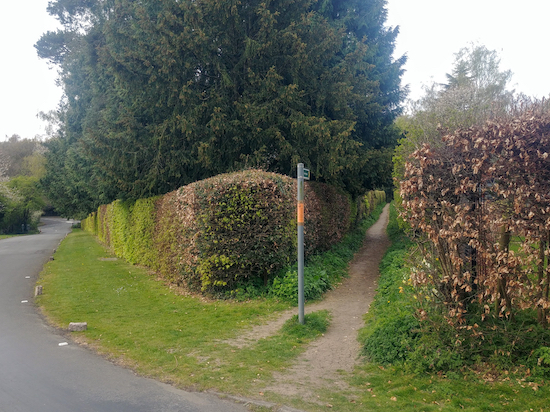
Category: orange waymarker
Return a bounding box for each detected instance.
[297,202,304,224]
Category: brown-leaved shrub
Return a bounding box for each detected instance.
[400,104,550,328]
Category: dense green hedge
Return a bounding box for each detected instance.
[82,170,384,295]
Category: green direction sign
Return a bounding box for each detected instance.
[303,168,310,180]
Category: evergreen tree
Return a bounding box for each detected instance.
[37,0,405,213]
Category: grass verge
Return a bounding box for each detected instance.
[320,362,550,411]
[37,228,332,397]
[37,203,550,411]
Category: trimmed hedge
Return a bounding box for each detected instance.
[82,170,383,295]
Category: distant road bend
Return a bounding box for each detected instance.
[0,217,246,412]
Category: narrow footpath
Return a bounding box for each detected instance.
[228,204,391,402]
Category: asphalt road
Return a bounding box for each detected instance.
[0,217,247,412]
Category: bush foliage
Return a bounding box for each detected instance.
[270,202,385,303]
[400,105,550,327]
[364,203,550,377]
[0,176,45,234]
[82,170,383,295]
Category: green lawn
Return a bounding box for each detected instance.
[37,227,550,411]
[37,230,329,395]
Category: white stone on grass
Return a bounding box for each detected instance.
[68,322,88,332]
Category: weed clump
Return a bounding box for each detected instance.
[281,311,331,339]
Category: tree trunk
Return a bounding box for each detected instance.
[543,231,550,326]
[538,237,546,326]
[497,225,511,317]
[546,231,550,300]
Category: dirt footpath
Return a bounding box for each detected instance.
[239,204,391,400]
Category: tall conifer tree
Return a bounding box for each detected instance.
[37,0,405,213]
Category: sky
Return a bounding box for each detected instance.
[1,0,550,140]
[385,0,550,101]
[0,0,61,141]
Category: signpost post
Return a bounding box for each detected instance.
[297,163,309,325]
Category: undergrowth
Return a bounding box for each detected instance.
[232,203,386,303]
[281,310,331,339]
[360,202,418,364]
[38,209,550,412]
[361,202,550,379]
